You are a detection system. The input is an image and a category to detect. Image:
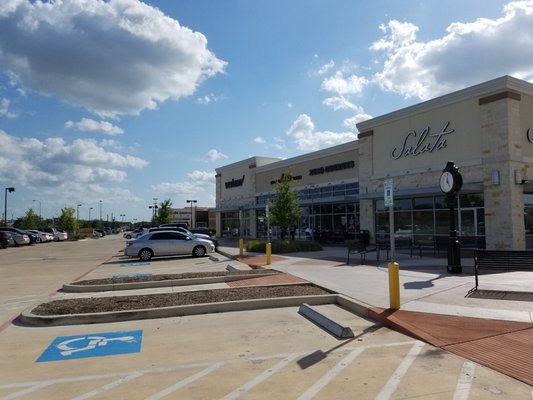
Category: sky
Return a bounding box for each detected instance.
[1,0,533,223]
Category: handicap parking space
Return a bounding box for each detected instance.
[2,306,532,399]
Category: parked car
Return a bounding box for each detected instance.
[25,231,38,245]
[26,229,54,243]
[39,227,68,241]
[94,229,106,237]
[0,227,31,246]
[152,226,218,250]
[189,227,212,236]
[123,227,148,239]
[0,231,14,248]
[124,230,215,261]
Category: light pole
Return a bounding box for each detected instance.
[4,187,15,226]
[120,214,125,222]
[89,207,94,223]
[186,200,197,228]
[32,199,42,220]
[149,198,158,223]
[76,204,82,221]
[99,200,102,225]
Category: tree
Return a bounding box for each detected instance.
[18,208,41,229]
[58,207,78,235]
[154,199,173,225]
[268,172,301,240]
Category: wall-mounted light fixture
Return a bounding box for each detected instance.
[514,169,523,185]
[491,170,500,186]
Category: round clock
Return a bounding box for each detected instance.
[439,171,455,193]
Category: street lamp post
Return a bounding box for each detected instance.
[32,199,42,220]
[76,204,82,221]
[89,207,94,223]
[4,187,15,226]
[120,214,125,222]
[186,200,197,228]
[99,200,102,225]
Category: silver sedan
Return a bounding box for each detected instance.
[124,230,215,261]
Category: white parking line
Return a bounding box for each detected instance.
[144,362,225,400]
[297,347,365,400]
[220,353,300,400]
[375,341,425,400]
[0,382,52,400]
[453,361,475,400]
[70,371,144,400]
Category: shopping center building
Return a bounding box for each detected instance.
[214,76,533,250]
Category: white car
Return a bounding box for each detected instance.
[124,230,215,261]
[40,227,68,241]
[26,229,54,243]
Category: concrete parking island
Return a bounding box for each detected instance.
[19,292,371,327]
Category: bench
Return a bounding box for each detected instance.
[346,239,376,265]
[474,250,533,290]
[376,238,421,261]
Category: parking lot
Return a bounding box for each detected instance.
[0,235,531,399]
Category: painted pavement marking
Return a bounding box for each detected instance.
[1,341,422,399]
[375,340,426,400]
[453,361,476,400]
[112,273,153,278]
[119,262,150,268]
[36,330,142,362]
[145,362,225,400]
[220,353,300,400]
[297,347,365,400]
[70,371,145,400]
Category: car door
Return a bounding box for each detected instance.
[147,232,173,256]
[167,231,190,255]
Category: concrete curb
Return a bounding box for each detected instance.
[62,272,282,293]
[19,294,372,327]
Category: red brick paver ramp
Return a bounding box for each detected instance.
[235,255,287,268]
[227,273,308,287]
[370,307,533,386]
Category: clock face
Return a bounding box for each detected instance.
[440,171,454,193]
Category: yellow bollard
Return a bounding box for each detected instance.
[388,262,400,309]
[239,238,244,256]
[266,242,272,265]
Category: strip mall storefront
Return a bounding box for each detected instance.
[215,76,533,250]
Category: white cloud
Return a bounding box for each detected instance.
[0,97,17,118]
[322,96,357,111]
[65,118,124,136]
[317,60,335,75]
[371,1,533,100]
[204,149,228,162]
[188,170,215,182]
[151,170,214,199]
[321,71,368,96]
[0,130,147,188]
[196,93,219,105]
[286,114,356,151]
[0,0,226,117]
[253,136,266,144]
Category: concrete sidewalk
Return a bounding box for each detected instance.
[217,239,533,386]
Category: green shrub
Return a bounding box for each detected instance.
[246,240,322,253]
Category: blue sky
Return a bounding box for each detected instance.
[1,0,532,223]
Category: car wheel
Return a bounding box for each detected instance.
[36,237,42,243]
[125,234,132,239]
[192,245,206,257]
[138,248,153,261]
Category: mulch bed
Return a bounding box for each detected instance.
[33,284,331,315]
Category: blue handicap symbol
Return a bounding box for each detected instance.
[120,262,150,268]
[113,273,153,278]
[36,330,142,362]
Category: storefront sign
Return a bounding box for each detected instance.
[309,160,355,176]
[527,128,533,143]
[225,175,245,189]
[270,173,302,185]
[391,122,454,160]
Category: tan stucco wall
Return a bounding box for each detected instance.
[371,98,482,178]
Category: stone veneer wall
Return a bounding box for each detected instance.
[480,94,525,250]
